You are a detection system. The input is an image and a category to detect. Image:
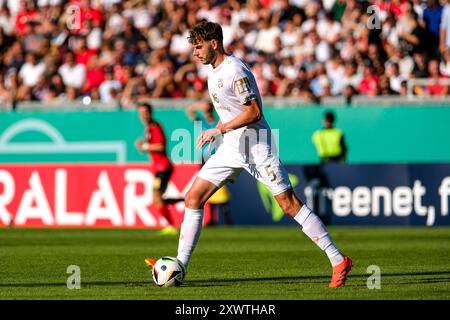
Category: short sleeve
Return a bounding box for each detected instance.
[231,68,258,105]
[442,7,450,30]
[149,123,165,144]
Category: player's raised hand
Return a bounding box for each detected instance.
[196,128,221,150]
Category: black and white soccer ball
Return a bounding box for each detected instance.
[152,256,185,287]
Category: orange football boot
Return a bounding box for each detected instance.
[329,256,353,288]
[144,258,156,269]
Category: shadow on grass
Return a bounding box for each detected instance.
[1,270,449,288]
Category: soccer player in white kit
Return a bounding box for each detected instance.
[146,21,353,288]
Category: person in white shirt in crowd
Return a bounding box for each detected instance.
[58,51,86,96]
[18,53,46,99]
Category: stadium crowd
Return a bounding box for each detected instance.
[1,0,450,108]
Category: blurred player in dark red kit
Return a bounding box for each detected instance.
[135,102,177,235]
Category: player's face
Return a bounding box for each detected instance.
[192,40,216,65]
[138,106,152,124]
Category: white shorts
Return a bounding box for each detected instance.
[197,142,291,196]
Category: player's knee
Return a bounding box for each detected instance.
[153,192,163,207]
[279,200,296,217]
[276,193,301,217]
[185,191,203,209]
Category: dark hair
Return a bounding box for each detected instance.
[188,20,223,44]
[324,111,335,123]
[408,10,418,21]
[137,102,153,113]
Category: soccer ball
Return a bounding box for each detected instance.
[152,256,185,287]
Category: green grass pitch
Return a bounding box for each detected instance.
[0,226,449,300]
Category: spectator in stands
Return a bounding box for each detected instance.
[426,58,449,95]
[1,0,449,104]
[0,5,14,35]
[399,80,409,96]
[18,52,46,100]
[121,76,152,109]
[387,46,414,78]
[83,53,105,94]
[377,0,410,18]
[317,11,341,46]
[0,72,12,107]
[326,54,345,96]
[310,63,332,98]
[331,0,346,21]
[440,0,450,54]
[421,0,443,55]
[99,66,121,103]
[343,84,356,104]
[399,10,435,58]
[412,0,426,18]
[48,73,65,101]
[14,0,39,36]
[58,51,86,99]
[358,62,379,96]
[379,74,397,95]
[412,51,429,78]
[341,60,362,92]
[387,62,407,93]
[440,48,450,76]
[74,36,96,66]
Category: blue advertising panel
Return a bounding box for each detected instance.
[224,164,450,226]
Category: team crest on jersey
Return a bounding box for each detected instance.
[218,78,223,88]
[234,77,251,94]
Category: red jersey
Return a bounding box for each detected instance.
[15,10,38,35]
[145,122,172,172]
[426,76,449,96]
[358,75,379,96]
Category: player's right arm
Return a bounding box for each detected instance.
[196,99,262,150]
[216,98,261,134]
[135,139,165,153]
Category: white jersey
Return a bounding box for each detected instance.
[198,54,291,196]
[206,55,272,152]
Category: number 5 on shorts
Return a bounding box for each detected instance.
[264,165,277,182]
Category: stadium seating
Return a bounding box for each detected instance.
[1,0,450,110]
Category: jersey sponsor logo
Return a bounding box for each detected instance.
[234,77,251,94]
[218,78,223,88]
[215,104,231,112]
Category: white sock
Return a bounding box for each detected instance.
[176,208,204,269]
[294,205,344,267]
